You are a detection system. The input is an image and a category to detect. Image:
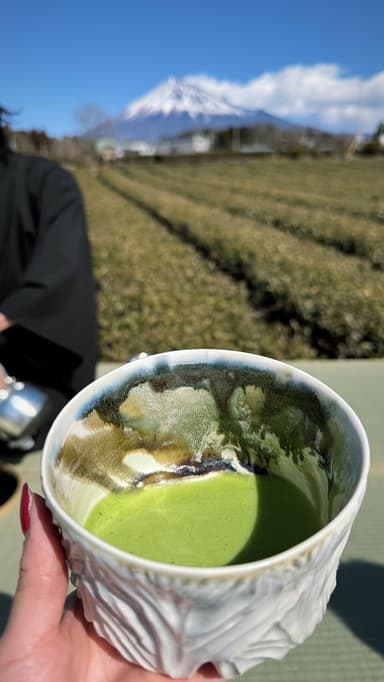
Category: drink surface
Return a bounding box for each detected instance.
[85,472,322,567]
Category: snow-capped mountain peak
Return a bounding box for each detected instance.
[124,77,247,120]
[95,76,294,142]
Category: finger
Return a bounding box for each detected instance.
[5,486,69,645]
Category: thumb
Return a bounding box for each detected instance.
[4,485,69,646]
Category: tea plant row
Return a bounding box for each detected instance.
[120,162,384,269]
[78,171,315,361]
[101,167,384,358]
[157,157,384,219]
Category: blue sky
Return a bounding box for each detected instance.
[3,0,384,136]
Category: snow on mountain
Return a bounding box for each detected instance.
[96,77,293,142]
[124,77,248,120]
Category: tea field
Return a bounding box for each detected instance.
[76,157,384,362]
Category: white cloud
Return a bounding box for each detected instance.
[186,65,384,133]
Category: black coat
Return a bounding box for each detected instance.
[0,152,98,399]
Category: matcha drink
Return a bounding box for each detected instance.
[85,472,321,567]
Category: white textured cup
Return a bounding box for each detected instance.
[41,350,370,678]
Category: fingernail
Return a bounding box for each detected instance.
[20,483,32,535]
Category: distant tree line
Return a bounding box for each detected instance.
[3,115,384,164]
[358,122,384,155]
[212,123,356,157]
[3,125,97,164]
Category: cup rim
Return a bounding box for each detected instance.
[41,349,370,578]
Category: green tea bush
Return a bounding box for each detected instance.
[78,171,315,361]
[122,157,384,222]
[102,167,384,358]
[120,163,384,268]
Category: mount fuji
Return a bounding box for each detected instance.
[99,78,293,141]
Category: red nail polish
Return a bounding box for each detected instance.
[20,483,32,535]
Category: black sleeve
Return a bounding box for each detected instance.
[1,162,98,392]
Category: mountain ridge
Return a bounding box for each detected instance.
[95,77,294,141]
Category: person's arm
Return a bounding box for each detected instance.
[1,162,98,392]
[1,163,95,355]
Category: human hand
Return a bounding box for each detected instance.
[0,313,13,332]
[0,364,7,389]
[0,486,222,682]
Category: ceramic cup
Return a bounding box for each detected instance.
[41,350,370,678]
